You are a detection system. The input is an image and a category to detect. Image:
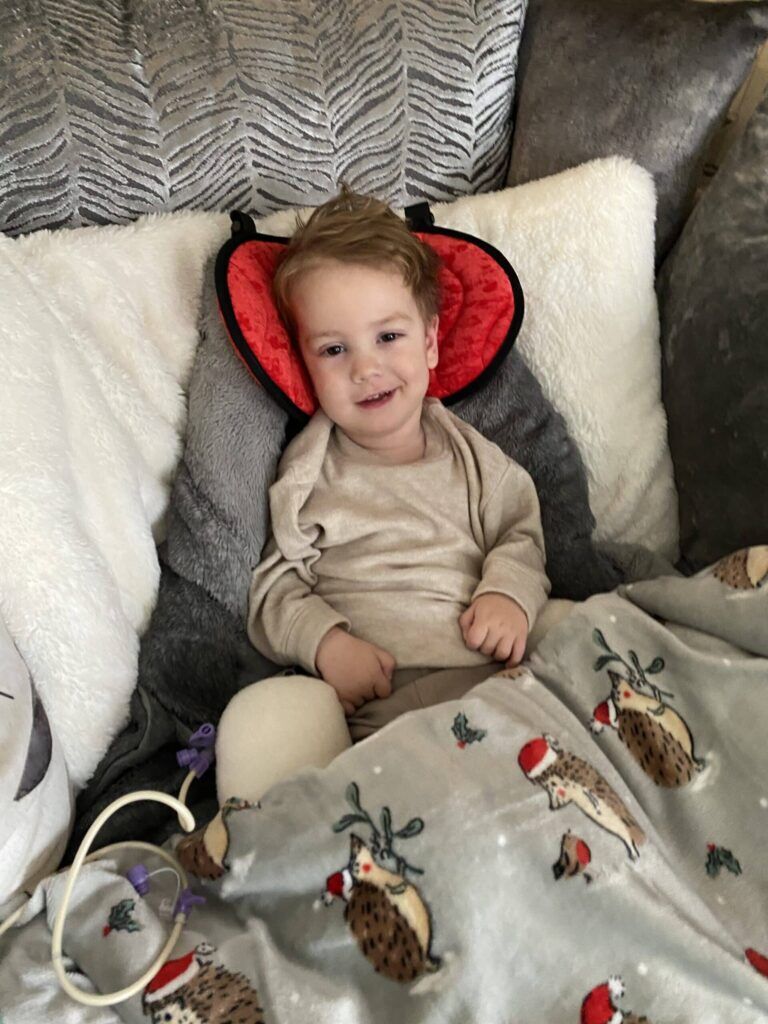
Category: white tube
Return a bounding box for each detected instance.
[50,790,196,1007]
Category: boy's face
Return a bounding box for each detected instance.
[292,260,439,447]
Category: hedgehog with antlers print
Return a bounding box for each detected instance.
[176,796,253,880]
[324,834,440,982]
[518,735,646,860]
[711,545,768,589]
[590,670,704,788]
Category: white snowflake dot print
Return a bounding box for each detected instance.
[497,834,507,847]
[760,797,768,809]
[290,992,300,1005]
[637,963,648,976]
[373,765,382,775]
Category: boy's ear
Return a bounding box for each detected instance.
[426,314,439,369]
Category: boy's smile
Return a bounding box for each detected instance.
[292,260,439,461]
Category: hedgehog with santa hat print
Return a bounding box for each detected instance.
[141,941,264,1023]
[518,734,646,860]
[581,976,650,1024]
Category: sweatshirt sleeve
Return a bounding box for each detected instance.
[247,532,351,675]
[471,460,551,629]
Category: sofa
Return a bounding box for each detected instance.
[1,1,767,1018]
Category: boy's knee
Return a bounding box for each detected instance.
[215,675,351,804]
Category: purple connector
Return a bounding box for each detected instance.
[174,888,206,918]
[176,723,216,777]
[126,864,150,897]
[175,746,214,778]
[176,747,197,769]
[189,723,215,749]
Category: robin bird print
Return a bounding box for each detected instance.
[552,830,593,883]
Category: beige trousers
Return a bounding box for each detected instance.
[346,663,499,739]
[215,599,575,804]
[214,663,496,804]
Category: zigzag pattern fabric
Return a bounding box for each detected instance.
[0,0,526,236]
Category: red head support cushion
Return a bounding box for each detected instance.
[216,204,524,421]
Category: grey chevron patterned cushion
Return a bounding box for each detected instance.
[0,0,527,237]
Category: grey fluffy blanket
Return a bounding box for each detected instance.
[6,548,768,1022]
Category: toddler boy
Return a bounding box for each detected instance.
[245,185,550,742]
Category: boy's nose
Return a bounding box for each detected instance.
[350,353,382,383]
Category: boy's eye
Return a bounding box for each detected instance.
[379,332,401,343]
[321,344,345,357]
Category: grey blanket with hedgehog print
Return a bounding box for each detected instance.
[1,547,767,1023]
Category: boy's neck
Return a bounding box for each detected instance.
[337,406,427,465]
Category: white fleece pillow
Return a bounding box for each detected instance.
[258,156,679,561]
[0,211,228,787]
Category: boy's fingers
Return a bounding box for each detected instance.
[376,649,396,678]
[476,623,500,656]
[373,673,392,699]
[465,622,489,650]
[480,633,500,657]
[494,637,514,663]
[458,606,474,630]
[341,699,356,716]
[509,634,527,666]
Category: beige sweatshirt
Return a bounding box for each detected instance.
[247,397,550,674]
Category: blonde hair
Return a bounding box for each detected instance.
[272,183,441,335]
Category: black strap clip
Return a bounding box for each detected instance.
[404,201,435,231]
[229,210,258,240]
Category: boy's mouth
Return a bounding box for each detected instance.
[357,388,397,408]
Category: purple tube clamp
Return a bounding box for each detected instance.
[189,723,215,749]
[175,746,214,777]
[174,888,206,918]
[126,863,150,897]
[176,723,216,777]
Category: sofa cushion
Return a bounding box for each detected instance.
[657,85,768,571]
[507,0,768,260]
[0,0,526,237]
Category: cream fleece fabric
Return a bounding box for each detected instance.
[0,211,228,787]
[248,397,550,673]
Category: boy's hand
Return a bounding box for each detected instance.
[458,593,529,667]
[315,627,395,716]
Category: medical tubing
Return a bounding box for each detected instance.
[50,789,196,1007]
